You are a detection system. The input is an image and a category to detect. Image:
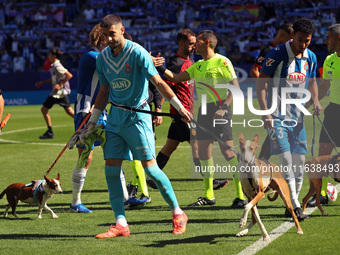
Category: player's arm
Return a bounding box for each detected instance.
[214,78,240,119]
[84,84,109,132]
[157,66,190,84]
[249,65,260,79]
[256,71,273,128]
[35,78,52,88]
[150,73,191,122]
[307,76,322,115]
[54,70,73,91]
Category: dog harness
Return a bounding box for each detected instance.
[247,158,273,192]
[18,179,51,203]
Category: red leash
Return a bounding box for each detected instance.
[46,111,92,175]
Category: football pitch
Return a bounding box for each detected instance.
[0,100,340,255]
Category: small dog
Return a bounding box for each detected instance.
[302,155,340,216]
[236,134,303,241]
[0,174,62,219]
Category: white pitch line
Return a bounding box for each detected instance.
[238,183,340,255]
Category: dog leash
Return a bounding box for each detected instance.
[46,110,93,175]
[109,101,241,158]
[311,107,340,156]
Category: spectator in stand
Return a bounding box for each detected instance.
[13,51,26,72]
[83,5,96,21]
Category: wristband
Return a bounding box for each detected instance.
[156,66,166,75]
[220,104,229,110]
[88,108,102,124]
[170,97,184,112]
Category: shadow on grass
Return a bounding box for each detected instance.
[143,233,258,247]
[0,233,93,240]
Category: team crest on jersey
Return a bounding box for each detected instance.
[111,78,131,91]
[286,72,306,84]
[125,64,131,73]
[266,58,275,66]
[304,62,309,70]
[258,56,265,63]
[223,61,228,66]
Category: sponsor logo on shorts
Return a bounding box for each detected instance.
[286,72,306,85]
[110,78,131,91]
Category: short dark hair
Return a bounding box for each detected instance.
[279,23,293,34]
[293,18,315,35]
[99,14,122,28]
[327,24,340,36]
[49,47,63,59]
[198,30,218,49]
[177,29,196,43]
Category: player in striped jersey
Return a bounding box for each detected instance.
[250,23,293,161]
[257,18,322,221]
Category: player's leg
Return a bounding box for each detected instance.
[39,96,55,139]
[70,146,93,213]
[59,96,74,118]
[64,106,74,118]
[126,118,188,234]
[96,129,132,238]
[129,160,150,201]
[309,104,340,206]
[188,139,216,206]
[219,140,245,208]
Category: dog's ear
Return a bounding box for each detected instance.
[56,173,60,180]
[239,133,245,142]
[253,134,259,143]
[44,175,51,182]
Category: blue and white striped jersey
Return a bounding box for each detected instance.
[96,39,158,126]
[261,41,317,123]
[75,49,101,115]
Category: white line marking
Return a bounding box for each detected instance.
[237,183,340,255]
[0,125,70,146]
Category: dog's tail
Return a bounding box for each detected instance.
[0,189,7,199]
[267,190,278,201]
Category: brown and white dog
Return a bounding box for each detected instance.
[0,174,62,219]
[302,155,340,216]
[236,134,303,241]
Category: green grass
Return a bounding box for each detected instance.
[0,99,340,255]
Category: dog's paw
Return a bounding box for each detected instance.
[236,229,249,237]
[322,212,329,216]
[38,216,42,219]
[52,214,59,219]
[239,218,247,228]
[263,235,270,242]
[297,230,303,234]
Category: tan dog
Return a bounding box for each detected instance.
[0,174,62,219]
[302,155,340,216]
[236,134,303,241]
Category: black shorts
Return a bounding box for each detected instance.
[167,117,191,142]
[43,95,71,109]
[319,102,340,146]
[196,102,233,141]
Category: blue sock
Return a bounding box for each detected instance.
[105,166,125,219]
[144,164,178,210]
